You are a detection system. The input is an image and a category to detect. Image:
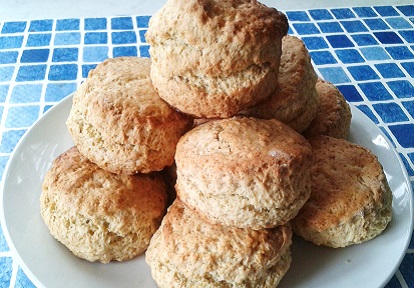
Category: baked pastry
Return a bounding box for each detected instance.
[240,35,319,133]
[40,147,168,263]
[146,0,288,118]
[302,78,352,139]
[146,199,292,287]
[175,117,313,229]
[291,135,393,248]
[66,56,192,174]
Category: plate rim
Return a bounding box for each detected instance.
[1,95,413,288]
[0,94,75,288]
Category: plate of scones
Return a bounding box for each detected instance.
[1,0,413,288]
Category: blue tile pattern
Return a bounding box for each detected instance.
[10,84,43,103]
[317,21,343,33]
[1,22,27,34]
[351,33,379,46]
[326,34,355,47]
[360,46,390,60]
[20,49,50,63]
[53,32,81,45]
[82,46,109,62]
[14,268,36,288]
[85,18,107,30]
[16,65,47,81]
[48,64,78,80]
[26,33,51,47]
[0,51,18,64]
[0,224,9,251]
[111,17,133,30]
[374,6,400,16]
[386,17,412,29]
[52,47,79,62]
[335,49,365,63]
[0,36,24,49]
[340,20,368,33]
[353,7,377,18]
[0,257,12,286]
[0,85,9,102]
[28,20,53,32]
[337,85,364,102]
[331,8,356,19]
[358,82,394,101]
[0,6,413,288]
[375,63,406,78]
[308,9,334,20]
[56,18,80,31]
[84,32,108,45]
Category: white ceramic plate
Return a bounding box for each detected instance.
[1,95,413,288]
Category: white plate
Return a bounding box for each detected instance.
[1,95,413,288]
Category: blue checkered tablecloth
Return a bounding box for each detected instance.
[0,4,413,288]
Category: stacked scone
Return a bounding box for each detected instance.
[145,0,392,287]
[40,57,193,263]
[39,0,393,285]
[144,0,302,286]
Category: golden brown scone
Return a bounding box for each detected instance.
[302,78,352,139]
[66,57,192,174]
[146,0,288,118]
[40,147,168,263]
[291,136,392,248]
[175,117,313,229]
[146,200,292,288]
[240,35,319,133]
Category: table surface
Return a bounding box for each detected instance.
[0,1,413,287]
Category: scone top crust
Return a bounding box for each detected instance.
[78,57,191,146]
[176,117,312,185]
[302,78,352,139]
[298,136,391,232]
[146,200,292,284]
[66,56,192,174]
[147,0,288,76]
[240,35,319,132]
[178,117,310,162]
[175,117,313,229]
[42,147,168,224]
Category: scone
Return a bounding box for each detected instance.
[175,117,313,229]
[40,147,168,263]
[240,35,319,133]
[66,57,192,174]
[291,136,393,248]
[302,78,352,139]
[146,0,289,118]
[146,200,292,287]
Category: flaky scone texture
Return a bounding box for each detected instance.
[146,0,288,118]
[302,78,352,139]
[240,35,319,133]
[146,200,292,288]
[292,136,392,248]
[175,117,313,229]
[66,57,192,174]
[40,147,168,263]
